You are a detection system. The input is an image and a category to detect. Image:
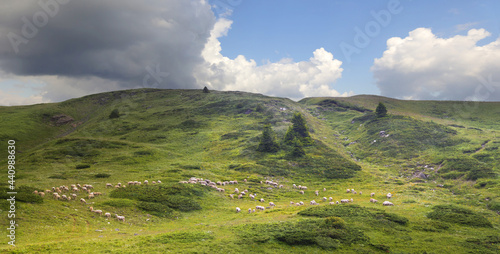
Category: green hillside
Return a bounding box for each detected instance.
[1,89,499,253]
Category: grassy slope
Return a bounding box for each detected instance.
[0,89,499,253]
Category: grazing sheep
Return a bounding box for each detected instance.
[370,193,375,197]
[293,184,297,189]
[93,192,102,196]
[269,202,275,207]
[236,207,241,213]
[299,201,304,206]
[353,191,357,195]
[45,190,52,194]
[105,213,111,218]
[315,190,319,196]
[88,193,95,199]
[39,192,45,198]
[386,193,392,199]
[383,201,394,206]
[234,188,239,194]
[152,181,157,184]
[290,201,294,205]
[329,202,335,205]
[359,191,362,195]
[346,189,351,193]
[336,201,339,204]
[351,189,355,193]
[106,183,113,188]
[299,190,304,195]
[80,198,86,204]
[279,185,283,189]
[340,199,349,204]
[128,181,134,186]
[310,200,318,205]
[89,207,102,215]
[322,197,327,202]
[71,193,77,199]
[238,194,243,199]
[260,198,265,202]
[157,180,161,184]
[249,194,255,200]
[253,209,256,213]
[229,194,234,199]
[33,190,38,195]
[329,197,333,201]
[350,198,353,203]
[115,214,125,222]
[244,179,247,182]
[370,198,378,203]
[323,188,326,192]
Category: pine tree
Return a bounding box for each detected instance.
[203,86,209,93]
[257,124,279,153]
[376,102,387,118]
[109,109,120,119]
[284,112,312,145]
[290,137,305,158]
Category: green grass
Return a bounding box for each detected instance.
[0,89,499,253]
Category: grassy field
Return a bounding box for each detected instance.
[0,89,498,253]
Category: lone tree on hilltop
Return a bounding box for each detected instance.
[109,109,120,119]
[203,86,209,93]
[284,112,312,145]
[257,124,279,153]
[376,102,387,118]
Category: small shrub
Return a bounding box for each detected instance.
[427,205,492,228]
[75,164,91,169]
[322,216,346,229]
[94,173,111,178]
[109,109,120,119]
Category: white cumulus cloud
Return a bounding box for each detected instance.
[195,18,349,100]
[372,28,500,101]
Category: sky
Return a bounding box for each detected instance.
[0,0,499,106]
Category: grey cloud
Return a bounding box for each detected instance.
[0,0,216,89]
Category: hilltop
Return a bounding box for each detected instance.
[0,89,499,253]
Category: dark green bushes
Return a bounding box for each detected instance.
[427,205,492,228]
[237,218,367,249]
[110,184,205,216]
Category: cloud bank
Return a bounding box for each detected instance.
[0,0,348,105]
[195,18,348,100]
[372,28,500,101]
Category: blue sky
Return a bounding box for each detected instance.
[0,0,499,105]
[214,0,500,97]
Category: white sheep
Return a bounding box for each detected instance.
[340,199,349,203]
[229,194,234,199]
[39,192,45,198]
[329,197,333,201]
[336,201,339,204]
[315,190,319,196]
[329,202,335,205]
[323,188,326,192]
[238,194,243,199]
[80,198,86,204]
[106,183,113,188]
[370,192,375,197]
[310,200,318,205]
[290,201,294,205]
[299,190,304,195]
[105,212,111,218]
[249,194,255,200]
[157,180,161,184]
[353,191,357,195]
[236,207,241,213]
[248,208,252,213]
[260,198,265,202]
[269,202,275,207]
[386,193,392,199]
[322,197,327,202]
[383,201,394,206]
[89,207,102,215]
[350,198,353,203]
[370,198,378,203]
[115,214,125,222]
[346,189,351,193]
[359,191,362,195]
[144,180,149,185]
[299,201,304,206]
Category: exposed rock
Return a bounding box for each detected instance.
[51,114,75,126]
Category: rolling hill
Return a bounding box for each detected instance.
[1,89,499,253]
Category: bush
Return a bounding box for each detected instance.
[109,109,120,119]
[76,164,91,169]
[427,205,492,228]
[94,173,111,178]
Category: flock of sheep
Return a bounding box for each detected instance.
[32,180,162,223]
[179,177,395,213]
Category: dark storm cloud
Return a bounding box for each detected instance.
[0,0,216,89]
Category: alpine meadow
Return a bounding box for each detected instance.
[0,88,499,253]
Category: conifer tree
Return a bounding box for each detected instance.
[376,102,387,118]
[257,124,279,153]
[203,86,209,93]
[290,137,305,158]
[284,112,312,145]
